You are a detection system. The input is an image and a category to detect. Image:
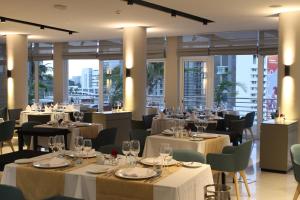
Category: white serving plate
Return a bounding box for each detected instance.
[162,130,175,136]
[140,157,177,166]
[115,167,157,180]
[66,151,97,158]
[33,158,70,169]
[189,138,203,142]
[182,162,202,168]
[86,165,111,174]
[196,133,219,139]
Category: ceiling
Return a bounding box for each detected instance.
[0,0,300,42]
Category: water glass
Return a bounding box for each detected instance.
[48,136,55,152]
[83,139,92,156]
[122,141,131,162]
[159,143,171,168]
[130,140,140,166]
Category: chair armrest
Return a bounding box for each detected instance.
[222,146,238,154]
[206,153,235,172]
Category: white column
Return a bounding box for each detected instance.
[53,43,68,103]
[279,11,300,140]
[6,34,28,109]
[165,37,180,108]
[123,27,147,120]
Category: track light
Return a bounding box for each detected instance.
[171,10,176,17]
[40,25,45,30]
[7,70,12,78]
[69,31,73,35]
[0,17,5,23]
[285,65,290,76]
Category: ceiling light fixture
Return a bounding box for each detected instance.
[0,17,5,23]
[0,16,77,35]
[123,0,213,25]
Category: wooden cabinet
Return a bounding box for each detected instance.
[92,111,132,146]
[260,120,298,173]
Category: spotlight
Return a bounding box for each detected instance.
[0,17,6,23]
[7,70,12,78]
[69,31,73,35]
[40,25,45,30]
[203,21,208,25]
[171,10,176,17]
[126,68,131,77]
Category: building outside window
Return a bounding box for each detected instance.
[146,60,164,109]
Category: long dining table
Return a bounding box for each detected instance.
[1,153,214,200]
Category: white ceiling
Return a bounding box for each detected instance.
[0,0,300,42]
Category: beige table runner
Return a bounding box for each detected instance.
[96,165,181,200]
[16,157,96,200]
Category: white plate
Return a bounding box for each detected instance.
[66,152,96,158]
[14,158,35,164]
[115,167,157,180]
[182,162,202,168]
[86,165,111,174]
[189,138,203,142]
[140,157,177,166]
[33,158,70,169]
[196,133,219,139]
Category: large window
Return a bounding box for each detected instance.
[183,59,207,109]
[68,59,99,109]
[146,60,164,109]
[102,60,123,110]
[263,55,278,120]
[38,60,54,104]
[214,55,258,116]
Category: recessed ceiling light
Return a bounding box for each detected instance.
[53,4,67,10]
[269,5,282,8]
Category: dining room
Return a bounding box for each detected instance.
[0,1,300,200]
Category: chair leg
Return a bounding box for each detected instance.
[7,140,15,152]
[248,128,254,140]
[293,183,300,200]
[240,171,251,197]
[232,173,240,200]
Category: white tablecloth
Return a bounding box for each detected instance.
[31,123,103,150]
[143,134,231,157]
[1,155,214,200]
[20,111,70,124]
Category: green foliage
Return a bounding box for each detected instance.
[147,62,164,94]
[103,66,123,106]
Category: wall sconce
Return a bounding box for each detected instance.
[285,65,290,76]
[126,68,131,77]
[7,70,12,78]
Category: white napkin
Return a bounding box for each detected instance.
[26,105,32,112]
[44,106,52,113]
[53,103,58,110]
[38,157,67,167]
[159,112,166,119]
[122,168,143,177]
[31,104,38,111]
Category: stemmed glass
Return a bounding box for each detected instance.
[78,112,84,122]
[195,121,203,133]
[202,120,208,132]
[48,136,55,152]
[73,111,80,122]
[159,143,172,169]
[74,136,84,164]
[122,141,131,163]
[83,139,92,156]
[55,135,65,156]
[130,140,140,166]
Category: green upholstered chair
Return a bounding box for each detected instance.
[173,149,206,163]
[0,120,16,154]
[206,140,253,200]
[129,129,150,157]
[290,144,300,200]
[0,184,25,200]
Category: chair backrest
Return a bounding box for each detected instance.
[0,120,16,141]
[0,184,25,200]
[129,129,150,157]
[8,108,22,121]
[21,121,42,130]
[83,112,93,123]
[98,144,123,155]
[232,140,253,171]
[244,112,255,128]
[0,106,7,120]
[173,149,206,163]
[92,128,117,149]
[230,119,245,136]
[28,114,51,124]
[131,120,145,130]
[142,114,156,129]
[224,114,240,129]
[291,144,300,182]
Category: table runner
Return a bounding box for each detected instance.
[96,165,180,200]
[16,157,96,200]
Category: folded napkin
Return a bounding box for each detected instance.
[158,112,166,119]
[38,157,67,167]
[25,105,32,112]
[44,106,52,113]
[31,103,38,111]
[122,168,145,177]
[53,103,58,110]
[162,129,174,134]
[65,104,75,111]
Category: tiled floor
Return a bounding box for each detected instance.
[1,138,298,200]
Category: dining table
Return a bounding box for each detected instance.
[19,111,70,124]
[1,153,214,200]
[143,133,231,157]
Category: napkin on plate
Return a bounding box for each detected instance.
[44,106,52,113]
[38,157,67,167]
[25,105,32,112]
[53,103,58,110]
[122,168,143,177]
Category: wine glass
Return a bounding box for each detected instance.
[122,141,131,162]
[130,140,140,166]
[83,139,92,156]
[75,136,84,153]
[159,143,171,168]
[73,111,80,122]
[202,120,208,132]
[78,112,84,122]
[48,136,55,152]
[55,135,65,155]
[195,121,203,133]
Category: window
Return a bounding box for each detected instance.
[38,60,54,104]
[68,59,99,109]
[146,60,164,109]
[102,60,123,110]
[214,55,258,116]
[263,55,278,120]
[183,59,206,109]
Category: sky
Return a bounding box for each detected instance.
[68,59,99,78]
